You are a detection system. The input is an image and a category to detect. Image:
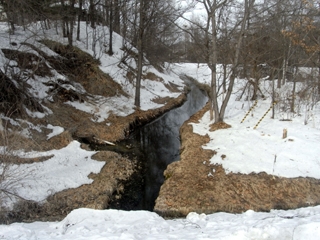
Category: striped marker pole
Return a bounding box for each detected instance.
[241,100,258,123]
[253,101,277,129]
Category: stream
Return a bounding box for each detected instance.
[103,80,208,211]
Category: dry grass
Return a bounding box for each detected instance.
[144,72,163,81]
[152,96,173,104]
[209,122,231,132]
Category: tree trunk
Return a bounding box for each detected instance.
[68,0,76,47]
[135,0,144,108]
[108,0,114,55]
[277,68,282,88]
[89,0,95,29]
[77,0,83,41]
[251,60,258,100]
[209,0,219,122]
[121,1,128,48]
[114,0,121,34]
[291,66,298,112]
[318,53,320,95]
[282,42,292,86]
[223,63,227,94]
[282,56,287,86]
[60,0,67,37]
[218,0,254,122]
[271,68,275,118]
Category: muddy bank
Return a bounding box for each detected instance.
[154,103,320,218]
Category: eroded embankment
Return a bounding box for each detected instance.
[154,103,320,218]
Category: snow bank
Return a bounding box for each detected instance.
[1,141,104,207]
[1,206,320,239]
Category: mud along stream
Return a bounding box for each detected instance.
[94,80,208,211]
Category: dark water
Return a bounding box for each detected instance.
[107,81,208,211]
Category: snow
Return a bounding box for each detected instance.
[72,23,184,114]
[190,102,320,178]
[1,141,104,207]
[1,207,320,239]
[47,124,64,140]
[175,63,320,179]
[1,23,320,239]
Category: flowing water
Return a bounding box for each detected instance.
[106,81,208,211]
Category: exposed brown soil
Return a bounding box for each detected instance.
[154,102,320,218]
[0,155,54,164]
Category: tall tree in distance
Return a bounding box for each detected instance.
[67,0,76,47]
[135,0,145,108]
[77,0,83,41]
[134,0,181,107]
[193,0,254,122]
[219,0,255,121]
[108,0,114,55]
[282,0,320,108]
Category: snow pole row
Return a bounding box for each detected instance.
[240,100,258,123]
[253,101,277,129]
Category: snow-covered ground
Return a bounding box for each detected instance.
[0,206,320,240]
[1,23,320,239]
[180,63,320,179]
[1,141,104,205]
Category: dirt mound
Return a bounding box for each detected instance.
[154,102,320,218]
[209,121,231,131]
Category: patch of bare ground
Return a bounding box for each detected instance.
[0,155,53,164]
[154,102,320,218]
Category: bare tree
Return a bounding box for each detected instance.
[193,0,254,123]
[134,0,179,107]
[77,0,84,41]
[135,0,145,108]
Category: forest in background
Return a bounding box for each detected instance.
[0,0,319,119]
